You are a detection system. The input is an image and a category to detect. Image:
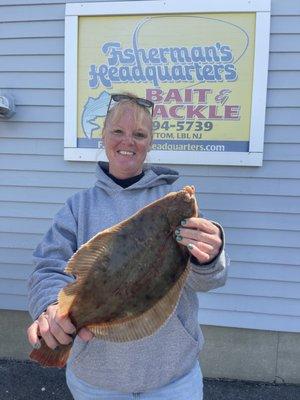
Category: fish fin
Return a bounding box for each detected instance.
[30,340,71,368]
[64,230,116,278]
[60,229,120,315]
[88,265,190,342]
[58,283,78,316]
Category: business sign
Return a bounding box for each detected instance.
[65,1,271,165]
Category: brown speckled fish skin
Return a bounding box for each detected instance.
[30,186,197,367]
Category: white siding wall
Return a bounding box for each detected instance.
[0,0,299,332]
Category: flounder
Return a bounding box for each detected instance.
[30,186,198,368]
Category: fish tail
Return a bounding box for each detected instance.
[30,340,72,368]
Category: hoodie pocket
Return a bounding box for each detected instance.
[68,312,203,392]
[69,335,92,365]
[173,314,202,349]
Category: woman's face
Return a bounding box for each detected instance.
[103,105,152,179]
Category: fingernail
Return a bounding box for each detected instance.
[175,228,181,235]
[33,342,41,350]
[176,235,182,242]
[181,219,187,226]
[187,243,194,250]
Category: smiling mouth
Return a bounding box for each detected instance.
[117,150,135,156]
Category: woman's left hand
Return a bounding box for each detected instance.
[175,217,223,264]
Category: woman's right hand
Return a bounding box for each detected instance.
[27,303,93,349]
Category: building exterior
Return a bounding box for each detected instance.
[0,0,299,384]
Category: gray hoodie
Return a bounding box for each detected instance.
[28,162,228,393]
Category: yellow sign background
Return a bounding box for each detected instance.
[77,13,255,147]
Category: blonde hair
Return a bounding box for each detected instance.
[103,92,153,138]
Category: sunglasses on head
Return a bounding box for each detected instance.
[108,94,154,116]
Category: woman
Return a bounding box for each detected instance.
[27,93,227,400]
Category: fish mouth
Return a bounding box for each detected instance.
[182,186,198,215]
[183,186,195,198]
